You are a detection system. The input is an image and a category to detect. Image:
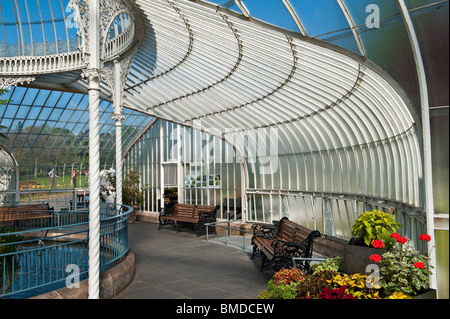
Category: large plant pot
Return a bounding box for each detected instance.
[127,205,138,223]
[343,243,385,275]
[413,288,437,299]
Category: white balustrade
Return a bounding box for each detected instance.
[103,20,136,60]
[0,51,85,76]
[1,20,135,77]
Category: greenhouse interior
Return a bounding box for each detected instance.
[0,0,448,300]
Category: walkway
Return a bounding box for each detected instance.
[114,221,274,299]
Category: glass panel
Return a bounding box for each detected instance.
[204,0,243,14]
[241,0,299,32]
[290,0,345,34]
[343,0,421,111]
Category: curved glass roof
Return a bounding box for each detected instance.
[201,0,449,112]
[0,0,79,57]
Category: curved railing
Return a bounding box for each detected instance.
[0,202,132,299]
[103,19,136,61]
[0,51,85,76]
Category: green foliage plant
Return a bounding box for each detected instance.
[379,234,433,295]
[0,89,9,142]
[311,256,344,274]
[100,167,147,206]
[351,209,401,247]
[122,167,147,206]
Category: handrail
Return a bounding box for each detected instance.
[103,20,136,60]
[0,202,132,298]
[205,220,252,252]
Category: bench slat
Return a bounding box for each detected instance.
[159,203,218,235]
[0,203,53,227]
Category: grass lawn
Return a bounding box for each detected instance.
[20,174,89,190]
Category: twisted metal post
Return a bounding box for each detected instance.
[87,0,101,300]
[113,112,124,206]
[113,60,124,206]
[87,71,101,299]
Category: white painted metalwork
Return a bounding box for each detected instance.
[396,0,437,291]
[87,0,101,300]
[0,52,84,75]
[233,0,250,18]
[336,0,366,56]
[281,0,307,36]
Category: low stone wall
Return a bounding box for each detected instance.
[31,250,135,299]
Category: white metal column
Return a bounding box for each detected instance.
[113,60,124,206]
[87,0,101,300]
[396,0,437,291]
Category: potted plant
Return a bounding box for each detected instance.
[122,168,146,223]
[344,209,401,274]
[100,167,147,223]
[369,232,435,298]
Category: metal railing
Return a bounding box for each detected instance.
[246,190,428,252]
[205,220,253,252]
[0,51,84,76]
[1,201,132,298]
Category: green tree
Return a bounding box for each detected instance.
[0,89,9,142]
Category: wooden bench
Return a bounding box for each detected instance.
[0,203,54,228]
[251,217,321,272]
[158,203,219,236]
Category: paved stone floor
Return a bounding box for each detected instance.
[114,221,274,299]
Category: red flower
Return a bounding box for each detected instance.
[419,234,431,242]
[371,240,385,249]
[390,233,400,239]
[414,262,425,269]
[396,236,408,245]
[370,254,382,262]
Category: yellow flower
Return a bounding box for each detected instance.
[387,291,413,299]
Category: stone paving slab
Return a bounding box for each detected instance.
[114,222,273,299]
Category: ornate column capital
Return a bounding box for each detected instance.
[112,113,125,122]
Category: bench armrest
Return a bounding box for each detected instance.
[198,210,216,223]
[159,206,174,217]
[251,223,278,239]
[271,229,321,262]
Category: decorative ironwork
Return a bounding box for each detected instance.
[251,218,322,272]
[271,230,322,272]
[251,222,279,239]
[0,77,35,90]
